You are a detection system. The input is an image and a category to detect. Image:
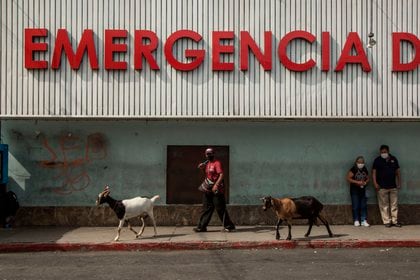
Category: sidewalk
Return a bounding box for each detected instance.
[1,225,420,252]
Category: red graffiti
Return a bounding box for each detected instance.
[39,133,107,195]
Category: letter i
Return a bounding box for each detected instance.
[321,32,330,72]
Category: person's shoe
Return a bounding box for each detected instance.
[384,223,392,228]
[361,220,370,227]
[193,227,207,232]
[224,227,236,232]
[354,221,360,227]
[393,222,402,227]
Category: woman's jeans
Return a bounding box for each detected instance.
[351,189,368,222]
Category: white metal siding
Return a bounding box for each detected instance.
[1,0,419,119]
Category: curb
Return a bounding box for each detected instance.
[1,240,420,253]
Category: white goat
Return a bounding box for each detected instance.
[96,186,160,241]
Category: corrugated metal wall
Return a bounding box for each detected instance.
[1,0,419,119]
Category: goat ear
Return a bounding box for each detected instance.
[99,186,110,197]
[260,197,265,201]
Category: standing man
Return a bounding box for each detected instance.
[193,148,235,232]
[372,145,402,227]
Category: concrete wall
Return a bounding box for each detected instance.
[3,120,420,209]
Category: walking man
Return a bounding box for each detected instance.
[193,148,235,232]
[372,145,402,227]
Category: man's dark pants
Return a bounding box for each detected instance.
[197,192,235,230]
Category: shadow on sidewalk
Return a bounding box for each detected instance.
[0,226,78,243]
[200,226,276,233]
[234,226,275,233]
[293,233,349,241]
[139,234,187,240]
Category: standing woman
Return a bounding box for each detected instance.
[346,156,370,227]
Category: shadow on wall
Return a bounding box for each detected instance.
[8,152,31,203]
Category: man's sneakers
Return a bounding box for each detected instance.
[194,227,237,232]
[384,222,403,228]
[193,227,207,232]
[354,221,360,227]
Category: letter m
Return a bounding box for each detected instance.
[51,29,99,70]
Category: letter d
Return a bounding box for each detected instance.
[392,32,420,72]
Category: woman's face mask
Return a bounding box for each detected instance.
[357,163,365,169]
[381,153,389,159]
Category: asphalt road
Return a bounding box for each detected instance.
[1,248,419,280]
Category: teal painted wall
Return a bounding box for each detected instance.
[2,120,420,206]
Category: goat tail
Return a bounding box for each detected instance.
[150,195,160,204]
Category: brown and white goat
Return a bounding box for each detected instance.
[261,196,333,240]
[96,186,160,241]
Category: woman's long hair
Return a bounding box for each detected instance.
[353,156,365,169]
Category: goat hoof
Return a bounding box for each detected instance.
[286,237,291,240]
[304,234,309,237]
[329,234,334,238]
[275,236,280,240]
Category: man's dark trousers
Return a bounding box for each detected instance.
[197,192,235,230]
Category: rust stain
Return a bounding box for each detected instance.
[86,133,107,162]
[41,161,65,167]
[38,133,107,195]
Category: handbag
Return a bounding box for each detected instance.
[198,178,215,193]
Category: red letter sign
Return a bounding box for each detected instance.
[164,30,205,71]
[278,31,316,72]
[104,29,128,70]
[24,28,48,69]
[335,32,371,72]
[240,31,272,71]
[321,32,330,71]
[212,31,235,71]
[134,30,160,70]
[51,29,98,70]
[392,32,420,72]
